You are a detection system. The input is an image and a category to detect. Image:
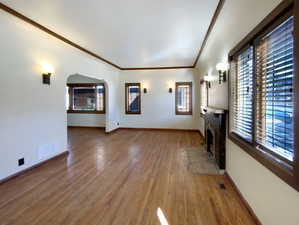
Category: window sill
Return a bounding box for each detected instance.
[125,111,141,115]
[176,112,192,115]
[67,110,105,114]
[228,132,298,192]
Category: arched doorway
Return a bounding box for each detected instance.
[66,74,109,130]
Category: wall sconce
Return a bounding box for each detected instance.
[203,74,214,88]
[216,62,229,84]
[142,82,148,93]
[41,62,54,85]
[167,81,174,94]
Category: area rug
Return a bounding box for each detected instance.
[185,146,219,175]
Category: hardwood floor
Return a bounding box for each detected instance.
[0,128,257,225]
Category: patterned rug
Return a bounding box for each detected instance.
[185,146,219,175]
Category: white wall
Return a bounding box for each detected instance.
[0,11,121,180]
[196,0,299,225]
[120,69,200,130]
[67,114,105,128]
[67,74,106,127]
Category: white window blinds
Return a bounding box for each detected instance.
[231,47,254,141]
[255,17,294,161]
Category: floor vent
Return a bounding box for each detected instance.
[219,184,226,189]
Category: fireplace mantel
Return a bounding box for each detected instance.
[201,106,227,115]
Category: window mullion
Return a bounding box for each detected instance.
[94,85,97,112]
[69,87,74,111]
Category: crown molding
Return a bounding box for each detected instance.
[1,1,224,71]
[193,0,225,68]
[121,66,194,70]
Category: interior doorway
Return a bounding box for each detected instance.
[66,74,108,129]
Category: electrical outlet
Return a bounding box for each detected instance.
[18,158,25,166]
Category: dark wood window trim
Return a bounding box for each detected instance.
[175,82,193,115]
[228,0,299,191]
[67,83,106,114]
[125,83,141,114]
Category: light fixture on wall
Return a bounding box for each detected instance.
[203,74,214,88]
[41,62,54,85]
[167,81,174,93]
[142,83,148,93]
[216,62,229,84]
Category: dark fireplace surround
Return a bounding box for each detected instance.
[203,107,227,170]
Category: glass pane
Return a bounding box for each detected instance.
[66,87,70,110]
[255,17,294,161]
[127,85,140,112]
[96,85,104,111]
[232,47,253,141]
[201,82,207,107]
[73,87,96,110]
[177,85,191,112]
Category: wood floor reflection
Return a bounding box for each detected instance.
[0,128,257,225]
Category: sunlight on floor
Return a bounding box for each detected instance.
[157,208,169,225]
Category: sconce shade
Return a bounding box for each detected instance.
[143,88,147,93]
[41,62,54,74]
[204,75,215,82]
[216,62,229,72]
[169,87,173,93]
[216,62,228,84]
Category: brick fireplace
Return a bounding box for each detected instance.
[203,107,227,170]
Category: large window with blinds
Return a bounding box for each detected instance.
[255,17,294,162]
[229,1,299,191]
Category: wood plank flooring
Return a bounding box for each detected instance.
[0,128,257,225]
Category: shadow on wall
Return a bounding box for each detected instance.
[66,74,109,129]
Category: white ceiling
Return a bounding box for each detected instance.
[2,0,219,68]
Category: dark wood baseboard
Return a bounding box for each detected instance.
[67,126,105,129]
[0,151,69,185]
[225,172,262,225]
[104,127,203,135]
[68,127,203,135]
[105,127,120,134]
[119,127,200,132]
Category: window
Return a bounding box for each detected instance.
[229,1,299,191]
[125,83,141,114]
[255,17,294,162]
[200,80,208,115]
[230,47,254,141]
[67,83,105,114]
[176,82,192,115]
